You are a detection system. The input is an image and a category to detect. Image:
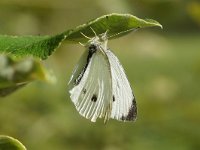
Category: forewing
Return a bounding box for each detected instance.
[68,49,88,89]
[105,50,137,121]
[69,49,112,122]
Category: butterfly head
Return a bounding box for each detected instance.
[86,31,108,51]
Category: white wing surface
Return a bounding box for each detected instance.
[68,47,112,122]
[105,49,137,121]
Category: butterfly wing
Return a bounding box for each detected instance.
[68,47,112,122]
[105,49,137,121]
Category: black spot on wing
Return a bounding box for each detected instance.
[121,98,137,121]
[113,95,115,102]
[83,88,86,94]
[74,44,97,85]
[91,94,97,102]
[121,115,125,121]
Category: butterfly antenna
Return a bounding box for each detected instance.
[90,27,97,37]
[80,32,91,40]
[101,29,109,41]
[105,29,109,35]
[79,42,85,47]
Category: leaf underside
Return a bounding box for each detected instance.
[0,13,162,60]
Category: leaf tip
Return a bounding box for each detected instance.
[144,18,163,29]
[157,22,163,29]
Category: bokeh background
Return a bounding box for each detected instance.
[0,0,200,150]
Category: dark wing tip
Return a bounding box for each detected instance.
[121,98,137,121]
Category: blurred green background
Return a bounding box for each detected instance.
[0,0,200,150]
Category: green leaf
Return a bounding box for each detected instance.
[0,35,64,60]
[0,55,54,97]
[0,13,162,59]
[64,13,162,42]
[0,135,26,150]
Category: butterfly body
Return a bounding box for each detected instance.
[68,33,137,123]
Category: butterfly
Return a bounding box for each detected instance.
[68,29,137,123]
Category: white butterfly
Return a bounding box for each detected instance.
[68,30,137,123]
